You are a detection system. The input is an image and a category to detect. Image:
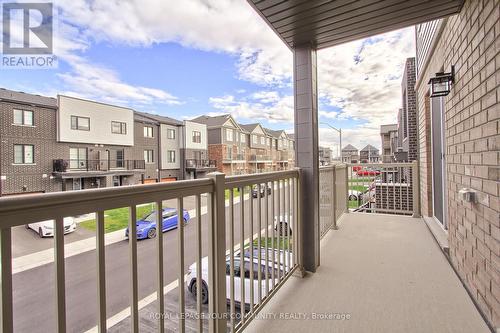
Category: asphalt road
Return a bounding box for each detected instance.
[13,188,290,332]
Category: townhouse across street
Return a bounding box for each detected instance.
[0,88,296,196]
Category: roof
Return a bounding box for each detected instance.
[247,0,464,50]
[191,114,232,127]
[0,88,57,108]
[135,111,182,126]
[239,123,261,133]
[361,144,379,152]
[264,128,288,139]
[342,144,358,151]
[380,124,398,134]
[134,112,158,124]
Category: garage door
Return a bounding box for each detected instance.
[160,177,177,182]
[143,179,157,184]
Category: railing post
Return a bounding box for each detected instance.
[0,228,13,333]
[332,167,338,230]
[412,160,421,218]
[207,172,227,333]
[345,164,349,214]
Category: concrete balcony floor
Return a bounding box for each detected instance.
[246,213,490,333]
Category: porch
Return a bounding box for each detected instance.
[246,213,490,333]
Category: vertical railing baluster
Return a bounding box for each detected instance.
[178,197,185,333]
[287,178,291,273]
[96,211,107,333]
[229,190,235,332]
[156,201,164,333]
[277,180,281,281]
[239,186,246,323]
[54,217,66,333]
[271,181,276,288]
[257,183,262,304]
[264,181,270,296]
[0,227,13,333]
[195,194,203,333]
[128,206,139,333]
[412,160,421,218]
[249,183,254,312]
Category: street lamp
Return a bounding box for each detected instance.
[320,122,342,160]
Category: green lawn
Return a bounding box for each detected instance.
[225,188,241,200]
[253,236,291,250]
[349,200,361,208]
[349,185,367,192]
[79,203,156,233]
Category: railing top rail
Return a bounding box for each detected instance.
[0,178,214,227]
[347,162,414,167]
[225,169,299,189]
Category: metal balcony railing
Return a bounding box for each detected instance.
[319,165,348,238]
[53,159,145,172]
[0,169,302,333]
[347,162,420,216]
[222,154,245,162]
[185,159,217,169]
[249,155,272,162]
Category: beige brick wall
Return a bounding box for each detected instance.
[416,0,499,328]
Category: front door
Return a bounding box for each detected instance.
[431,96,447,228]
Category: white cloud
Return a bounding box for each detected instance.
[209,92,293,123]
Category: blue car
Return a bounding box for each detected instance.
[126,207,190,240]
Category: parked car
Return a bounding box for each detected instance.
[348,189,362,201]
[125,207,190,240]
[187,247,291,306]
[352,165,363,172]
[356,169,381,176]
[251,184,272,198]
[26,217,76,238]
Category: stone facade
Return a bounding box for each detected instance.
[416,0,499,328]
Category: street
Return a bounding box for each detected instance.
[12,187,289,332]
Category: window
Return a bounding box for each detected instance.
[111,121,127,134]
[241,134,246,143]
[260,136,265,145]
[226,128,233,141]
[267,138,271,146]
[71,116,90,131]
[252,135,257,144]
[167,129,176,139]
[69,148,87,169]
[167,150,176,163]
[13,144,34,164]
[192,130,201,143]
[226,146,232,159]
[144,126,153,138]
[144,150,154,163]
[13,109,34,126]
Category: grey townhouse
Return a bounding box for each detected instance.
[0,88,211,196]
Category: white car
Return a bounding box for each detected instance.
[274,215,293,236]
[187,248,292,306]
[26,217,77,238]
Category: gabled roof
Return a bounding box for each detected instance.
[361,144,379,152]
[192,114,244,131]
[264,128,287,139]
[134,112,158,124]
[135,111,182,126]
[342,144,358,151]
[239,123,268,136]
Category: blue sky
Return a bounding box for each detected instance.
[0,0,416,155]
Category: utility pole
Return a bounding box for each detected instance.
[320,122,342,159]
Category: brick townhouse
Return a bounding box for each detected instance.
[341,144,359,163]
[415,0,499,328]
[0,89,211,195]
[192,114,295,175]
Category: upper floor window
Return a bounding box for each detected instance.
[267,138,271,146]
[144,126,153,138]
[252,135,257,144]
[111,121,127,134]
[13,109,34,126]
[71,116,90,131]
[260,136,265,145]
[14,144,34,164]
[167,129,176,139]
[144,149,154,163]
[192,130,201,143]
[241,134,246,143]
[167,150,176,163]
[69,147,87,169]
[226,129,233,141]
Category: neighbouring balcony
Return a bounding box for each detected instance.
[185,159,217,170]
[53,159,146,173]
[223,154,246,163]
[249,154,272,163]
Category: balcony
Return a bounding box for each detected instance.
[0,165,490,332]
[185,159,217,170]
[53,159,146,174]
[222,154,246,164]
[248,155,272,163]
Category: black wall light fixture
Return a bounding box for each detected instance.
[428,65,455,97]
